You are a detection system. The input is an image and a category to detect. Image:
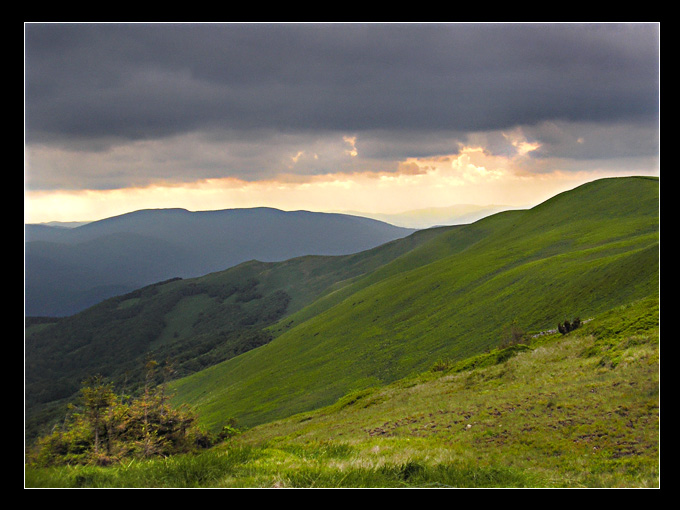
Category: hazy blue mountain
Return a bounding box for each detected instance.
[337,204,520,229]
[25,208,415,317]
[31,221,91,229]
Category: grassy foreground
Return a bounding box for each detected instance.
[26,296,659,488]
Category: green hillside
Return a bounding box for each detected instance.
[24,224,446,442]
[224,296,659,488]
[168,177,659,431]
[26,295,659,487]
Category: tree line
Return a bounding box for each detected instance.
[25,276,290,443]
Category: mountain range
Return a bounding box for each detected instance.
[336,204,520,229]
[25,208,415,317]
[25,176,659,443]
[168,176,659,431]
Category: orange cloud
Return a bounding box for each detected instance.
[25,135,657,224]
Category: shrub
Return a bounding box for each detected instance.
[558,318,582,335]
[431,358,454,372]
[27,368,216,467]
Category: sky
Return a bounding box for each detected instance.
[24,22,660,224]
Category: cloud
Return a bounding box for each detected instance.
[28,143,652,224]
[26,23,658,140]
[24,23,659,194]
[343,136,358,157]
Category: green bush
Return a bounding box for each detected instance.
[26,369,218,468]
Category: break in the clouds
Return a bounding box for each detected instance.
[24,22,659,205]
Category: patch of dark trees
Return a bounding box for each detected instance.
[558,317,581,335]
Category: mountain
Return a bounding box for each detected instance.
[33,221,91,229]
[167,177,659,431]
[24,176,659,443]
[25,207,415,317]
[338,204,520,229]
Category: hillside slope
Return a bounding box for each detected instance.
[26,295,659,487]
[168,177,659,431]
[24,226,447,441]
[25,207,415,316]
[222,296,658,488]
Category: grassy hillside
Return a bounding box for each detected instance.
[26,296,659,487]
[168,177,659,431]
[225,296,659,488]
[24,226,447,442]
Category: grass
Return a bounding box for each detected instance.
[230,296,660,488]
[27,296,659,488]
[25,447,258,488]
[25,446,534,488]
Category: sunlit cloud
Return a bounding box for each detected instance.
[25,134,653,225]
[290,151,305,164]
[24,121,658,225]
[24,24,658,226]
[343,136,358,157]
[502,128,542,156]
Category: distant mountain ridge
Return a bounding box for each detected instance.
[337,204,520,229]
[25,207,415,317]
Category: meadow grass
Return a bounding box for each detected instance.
[28,296,659,488]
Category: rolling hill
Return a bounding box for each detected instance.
[221,295,659,488]
[25,294,660,487]
[166,176,659,431]
[25,207,415,317]
[24,225,446,440]
[24,176,659,449]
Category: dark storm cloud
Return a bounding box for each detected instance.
[25,22,659,147]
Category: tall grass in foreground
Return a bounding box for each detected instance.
[25,445,536,488]
[25,447,256,488]
[261,461,536,488]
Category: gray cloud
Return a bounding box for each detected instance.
[24,23,660,189]
[25,23,659,140]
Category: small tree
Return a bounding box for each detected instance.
[28,376,121,466]
[120,359,204,458]
[79,376,118,457]
[122,381,200,458]
[27,362,215,467]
